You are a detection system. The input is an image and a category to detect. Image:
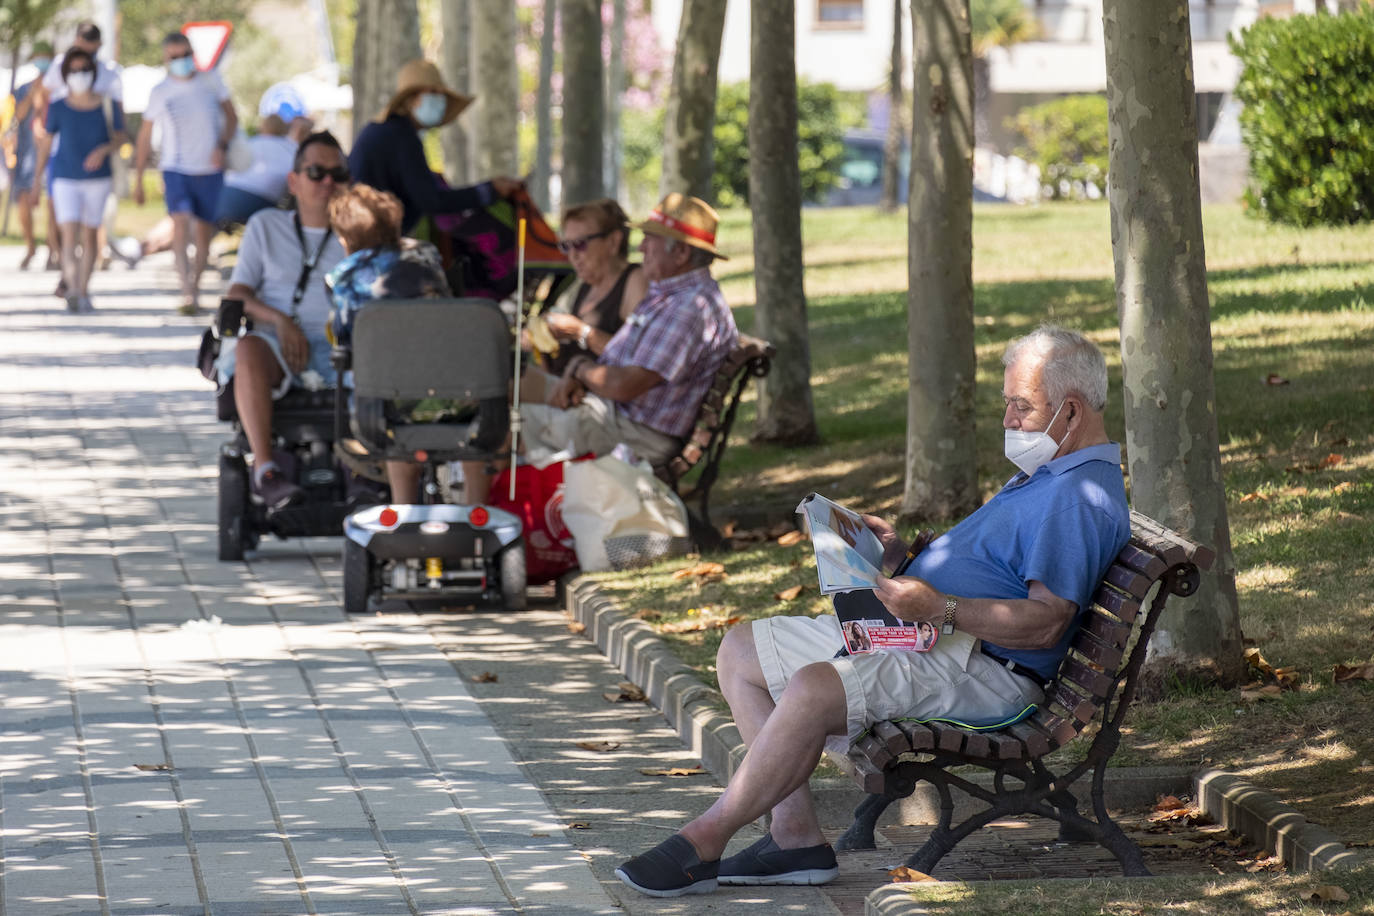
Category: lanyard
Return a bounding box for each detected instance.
[291,212,333,322]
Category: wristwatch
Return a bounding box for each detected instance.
[577,323,592,349]
[942,596,957,635]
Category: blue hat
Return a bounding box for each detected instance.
[258,83,306,122]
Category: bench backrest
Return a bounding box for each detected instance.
[653,334,775,491]
[849,510,1215,781]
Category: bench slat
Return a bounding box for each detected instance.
[1070,630,1125,671]
[1082,610,1133,650]
[856,733,895,770]
[1103,562,1154,599]
[984,731,1027,760]
[1114,542,1169,581]
[1031,707,1083,746]
[932,723,966,753]
[1057,657,1114,699]
[897,721,937,752]
[847,751,889,795]
[961,730,992,759]
[1093,585,1142,624]
[873,720,910,758]
[1050,682,1100,726]
[1006,721,1051,757]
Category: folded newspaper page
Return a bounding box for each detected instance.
[795,493,938,655]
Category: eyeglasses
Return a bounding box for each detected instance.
[557,229,612,254]
[300,164,350,183]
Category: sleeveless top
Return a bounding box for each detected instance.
[545,263,639,376]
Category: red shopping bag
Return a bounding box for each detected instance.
[489,456,590,584]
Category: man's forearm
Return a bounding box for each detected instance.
[878,576,1076,650]
[569,359,659,403]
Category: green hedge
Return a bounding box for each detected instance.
[1007,94,1109,200]
[1231,9,1374,226]
[712,81,848,207]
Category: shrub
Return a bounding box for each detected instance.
[1230,9,1374,226]
[1007,94,1109,200]
[712,81,848,207]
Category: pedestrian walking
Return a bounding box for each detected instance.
[5,41,57,270]
[35,47,126,313]
[132,31,238,315]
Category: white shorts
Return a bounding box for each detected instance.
[51,177,113,228]
[752,614,1045,749]
[522,394,680,464]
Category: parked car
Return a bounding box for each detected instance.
[820,129,907,207]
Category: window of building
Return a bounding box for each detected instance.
[817,0,864,27]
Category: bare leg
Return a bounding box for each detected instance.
[677,657,847,862]
[58,222,80,304]
[386,461,422,504]
[460,460,500,504]
[45,195,60,267]
[190,217,215,306]
[18,191,36,266]
[233,336,285,470]
[170,212,193,304]
[77,226,99,298]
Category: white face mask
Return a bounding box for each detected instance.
[1004,400,1067,477]
[66,71,95,94]
[413,92,448,128]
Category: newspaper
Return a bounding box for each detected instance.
[795,493,938,655]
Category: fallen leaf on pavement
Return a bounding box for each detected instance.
[639,766,707,777]
[888,866,937,883]
[1334,662,1374,683]
[1309,885,1350,903]
[1154,795,1187,812]
[568,821,591,830]
[774,584,807,602]
[531,832,549,838]
[575,741,621,753]
[472,671,499,683]
[134,763,171,771]
[777,530,805,547]
[672,562,727,580]
[568,621,587,635]
[604,681,647,703]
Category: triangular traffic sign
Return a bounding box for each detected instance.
[181,20,233,71]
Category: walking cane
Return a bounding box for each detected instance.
[508,218,527,500]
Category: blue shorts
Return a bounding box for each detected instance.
[162,170,225,223]
[12,148,37,192]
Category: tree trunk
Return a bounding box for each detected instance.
[1103,0,1244,685]
[881,0,904,211]
[471,0,520,177]
[902,0,979,522]
[661,0,727,200]
[532,0,557,212]
[605,0,626,199]
[351,0,421,142]
[561,0,604,205]
[749,0,820,446]
[439,0,472,186]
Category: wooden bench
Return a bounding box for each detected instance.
[835,510,1215,876]
[653,334,774,548]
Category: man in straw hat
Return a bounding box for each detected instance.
[464,192,738,503]
[348,59,521,235]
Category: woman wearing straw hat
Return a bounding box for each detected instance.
[348,59,521,235]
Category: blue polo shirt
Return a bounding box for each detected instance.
[908,442,1130,681]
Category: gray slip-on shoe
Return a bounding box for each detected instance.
[718,833,839,886]
[615,834,719,898]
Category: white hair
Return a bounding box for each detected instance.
[1002,325,1109,412]
[662,237,715,269]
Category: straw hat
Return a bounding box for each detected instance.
[381,59,472,127]
[633,192,728,260]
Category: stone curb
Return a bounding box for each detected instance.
[561,575,1365,915]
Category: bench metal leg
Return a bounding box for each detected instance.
[836,792,894,850]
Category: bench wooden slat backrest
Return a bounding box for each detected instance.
[846,510,1214,777]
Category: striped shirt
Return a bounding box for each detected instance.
[143,71,230,175]
[599,267,738,438]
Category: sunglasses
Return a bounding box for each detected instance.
[300,164,350,183]
[557,229,612,254]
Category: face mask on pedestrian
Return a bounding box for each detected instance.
[1004,400,1068,477]
[412,92,447,128]
[66,71,95,95]
[33,57,52,74]
[168,56,196,79]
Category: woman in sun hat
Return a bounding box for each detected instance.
[347,59,522,235]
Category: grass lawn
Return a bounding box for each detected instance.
[588,200,1374,852]
[0,190,169,247]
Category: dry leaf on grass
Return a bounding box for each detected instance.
[1239,491,1269,503]
[639,765,707,777]
[472,671,499,683]
[1321,453,1344,468]
[1245,647,1275,677]
[774,584,808,602]
[604,681,647,703]
[1240,684,1283,702]
[659,614,742,634]
[671,562,727,581]
[1309,885,1350,903]
[1273,666,1301,689]
[1264,372,1290,386]
[575,741,621,753]
[888,866,937,883]
[134,763,171,771]
[776,530,805,547]
[1334,662,1374,683]
[633,608,662,621]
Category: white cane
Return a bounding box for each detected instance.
[509,218,527,501]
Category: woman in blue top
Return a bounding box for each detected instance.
[36,47,126,314]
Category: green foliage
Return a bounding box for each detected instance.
[971,0,1038,56]
[711,80,849,208]
[0,0,68,52]
[118,0,254,66]
[621,104,665,212]
[1230,8,1374,226]
[1007,94,1109,200]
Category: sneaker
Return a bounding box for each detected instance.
[615,835,718,898]
[254,468,303,511]
[717,833,839,886]
[55,278,68,298]
[177,300,200,317]
[78,296,95,313]
[65,294,82,314]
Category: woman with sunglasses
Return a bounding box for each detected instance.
[536,198,647,381]
[35,47,126,313]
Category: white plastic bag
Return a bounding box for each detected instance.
[561,455,690,571]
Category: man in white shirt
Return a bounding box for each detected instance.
[133,31,238,315]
